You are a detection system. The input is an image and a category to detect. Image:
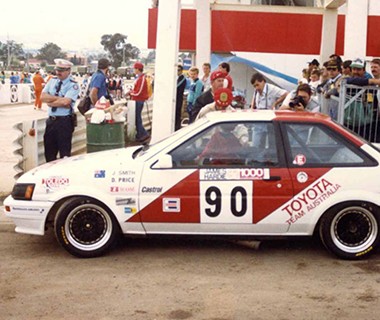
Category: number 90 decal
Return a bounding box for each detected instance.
[200,181,253,224]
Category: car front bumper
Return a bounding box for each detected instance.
[3,195,55,235]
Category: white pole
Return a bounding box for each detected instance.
[344,0,369,59]
[319,8,338,63]
[151,0,181,143]
[195,0,211,67]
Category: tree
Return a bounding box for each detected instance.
[100,33,140,67]
[0,40,25,69]
[37,42,66,64]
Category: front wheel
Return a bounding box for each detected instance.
[319,202,380,260]
[54,197,119,258]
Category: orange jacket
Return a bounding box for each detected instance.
[33,74,45,90]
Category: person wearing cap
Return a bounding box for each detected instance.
[189,70,226,123]
[89,58,111,107]
[250,72,288,110]
[195,87,235,120]
[350,58,372,79]
[308,59,320,73]
[41,58,80,162]
[127,61,150,142]
[32,70,45,110]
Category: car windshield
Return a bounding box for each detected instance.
[133,118,209,159]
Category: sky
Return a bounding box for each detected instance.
[0,0,153,52]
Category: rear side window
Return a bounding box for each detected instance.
[282,123,377,167]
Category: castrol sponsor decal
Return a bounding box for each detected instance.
[282,178,341,225]
[200,168,270,181]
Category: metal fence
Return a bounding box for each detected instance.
[318,82,380,143]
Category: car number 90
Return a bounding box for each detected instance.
[200,181,253,224]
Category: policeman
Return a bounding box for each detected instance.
[41,58,80,162]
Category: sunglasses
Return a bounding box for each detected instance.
[327,67,338,71]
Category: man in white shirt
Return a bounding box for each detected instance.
[250,72,288,110]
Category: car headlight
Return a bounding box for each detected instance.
[11,183,35,200]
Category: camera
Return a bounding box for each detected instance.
[289,95,306,109]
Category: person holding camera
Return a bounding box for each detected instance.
[280,83,320,112]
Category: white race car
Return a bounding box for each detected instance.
[4,110,380,259]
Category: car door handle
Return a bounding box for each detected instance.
[265,176,281,181]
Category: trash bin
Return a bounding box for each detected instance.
[86,122,125,153]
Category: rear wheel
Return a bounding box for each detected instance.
[54,197,119,258]
[319,202,380,260]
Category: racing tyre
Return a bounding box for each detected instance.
[319,202,380,260]
[54,197,119,258]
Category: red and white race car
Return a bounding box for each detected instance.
[4,110,380,259]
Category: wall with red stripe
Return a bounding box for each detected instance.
[148,8,380,57]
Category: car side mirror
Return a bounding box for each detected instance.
[152,154,173,169]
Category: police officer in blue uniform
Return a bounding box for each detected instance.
[41,59,80,162]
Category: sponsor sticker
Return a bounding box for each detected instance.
[124,207,137,214]
[141,186,163,193]
[116,197,136,206]
[200,168,270,181]
[163,198,181,212]
[42,176,69,190]
[94,170,106,178]
[282,178,341,225]
[110,186,135,193]
[293,154,306,166]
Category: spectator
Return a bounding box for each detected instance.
[351,58,372,79]
[323,60,342,98]
[0,71,5,84]
[89,58,111,107]
[298,68,309,85]
[189,70,226,122]
[329,54,343,67]
[201,62,211,92]
[280,83,320,112]
[10,72,18,84]
[309,69,321,94]
[186,67,204,121]
[307,59,320,75]
[370,58,380,80]
[342,60,352,77]
[41,59,80,162]
[196,88,235,120]
[250,72,288,110]
[175,65,187,131]
[218,62,233,90]
[128,61,150,143]
[32,70,45,110]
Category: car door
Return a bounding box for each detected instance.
[279,121,377,230]
[137,121,295,235]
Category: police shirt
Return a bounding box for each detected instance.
[43,77,80,116]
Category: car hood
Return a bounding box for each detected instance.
[17,146,143,185]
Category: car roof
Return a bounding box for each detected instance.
[204,109,331,122]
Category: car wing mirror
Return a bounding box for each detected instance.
[152,154,173,169]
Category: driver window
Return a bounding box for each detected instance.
[169,122,278,168]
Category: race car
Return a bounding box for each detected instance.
[4,110,380,259]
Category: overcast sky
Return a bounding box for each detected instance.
[1,0,152,51]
